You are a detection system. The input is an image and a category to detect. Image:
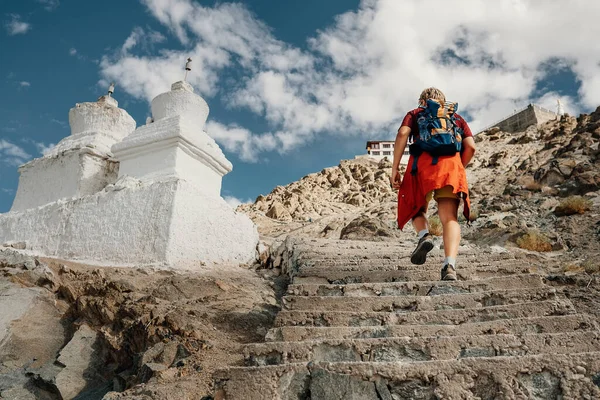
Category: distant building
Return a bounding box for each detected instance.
[477,104,557,134]
[365,140,410,165]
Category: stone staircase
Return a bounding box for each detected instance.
[214,238,600,399]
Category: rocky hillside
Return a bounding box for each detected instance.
[238,157,406,240]
[465,109,600,261]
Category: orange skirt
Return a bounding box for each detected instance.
[397,152,470,230]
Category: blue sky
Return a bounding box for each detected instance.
[1,0,596,213]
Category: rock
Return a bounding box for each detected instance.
[340,216,394,241]
[0,248,38,270]
[138,362,168,383]
[559,171,600,196]
[540,198,560,211]
[0,387,37,400]
[257,241,270,266]
[378,158,392,169]
[310,369,379,400]
[55,324,106,400]
[321,221,341,237]
[266,202,291,220]
[375,379,394,400]
[539,168,565,186]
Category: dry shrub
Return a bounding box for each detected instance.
[562,260,599,275]
[554,196,592,216]
[583,260,600,274]
[562,264,585,274]
[518,176,542,192]
[428,215,442,236]
[516,231,553,252]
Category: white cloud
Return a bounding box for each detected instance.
[69,48,77,56]
[121,27,166,55]
[5,15,31,36]
[224,195,252,209]
[535,92,581,118]
[100,0,600,161]
[0,139,31,166]
[50,118,67,127]
[206,121,278,162]
[19,81,30,87]
[37,0,60,11]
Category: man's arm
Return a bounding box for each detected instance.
[391,126,411,189]
[461,136,476,167]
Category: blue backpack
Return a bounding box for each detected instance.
[409,99,464,175]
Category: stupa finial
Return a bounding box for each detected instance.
[184,58,192,81]
[108,82,115,97]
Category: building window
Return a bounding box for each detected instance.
[383,151,391,155]
[372,151,380,155]
[383,144,391,148]
[372,143,380,149]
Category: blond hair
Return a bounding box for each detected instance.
[419,87,446,105]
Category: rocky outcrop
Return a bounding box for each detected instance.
[240,158,399,223]
[0,250,280,399]
[339,216,394,241]
[466,109,600,257]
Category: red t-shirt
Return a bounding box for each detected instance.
[400,108,473,138]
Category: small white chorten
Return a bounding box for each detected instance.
[11,86,136,211]
[557,99,565,117]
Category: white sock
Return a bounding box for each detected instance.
[443,257,456,268]
[418,229,429,240]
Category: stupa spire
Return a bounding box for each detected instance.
[184,58,192,81]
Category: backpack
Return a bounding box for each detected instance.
[409,99,464,175]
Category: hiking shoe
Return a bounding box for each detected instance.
[410,234,434,265]
[441,264,457,281]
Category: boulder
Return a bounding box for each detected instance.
[340,216,394,241]
[266,202,291,220]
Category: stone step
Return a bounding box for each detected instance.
[274,299,576,328]
[244,331,600,366]
[266,314,599,342]
[295,255,524,271]
[282,287,559,312]
[292,263,534,284]
[215,352,600,399]
[287,274,545,297]
[294,247,521,261]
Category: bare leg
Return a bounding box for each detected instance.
[437,198,460,258]
[411,210,428,234]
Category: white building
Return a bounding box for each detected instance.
[0,76,258,268]
[366,140,410,164]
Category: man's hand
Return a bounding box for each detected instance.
[390,169,402,190]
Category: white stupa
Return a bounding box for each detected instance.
[0,63,259,268]
[11,86,136,211]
